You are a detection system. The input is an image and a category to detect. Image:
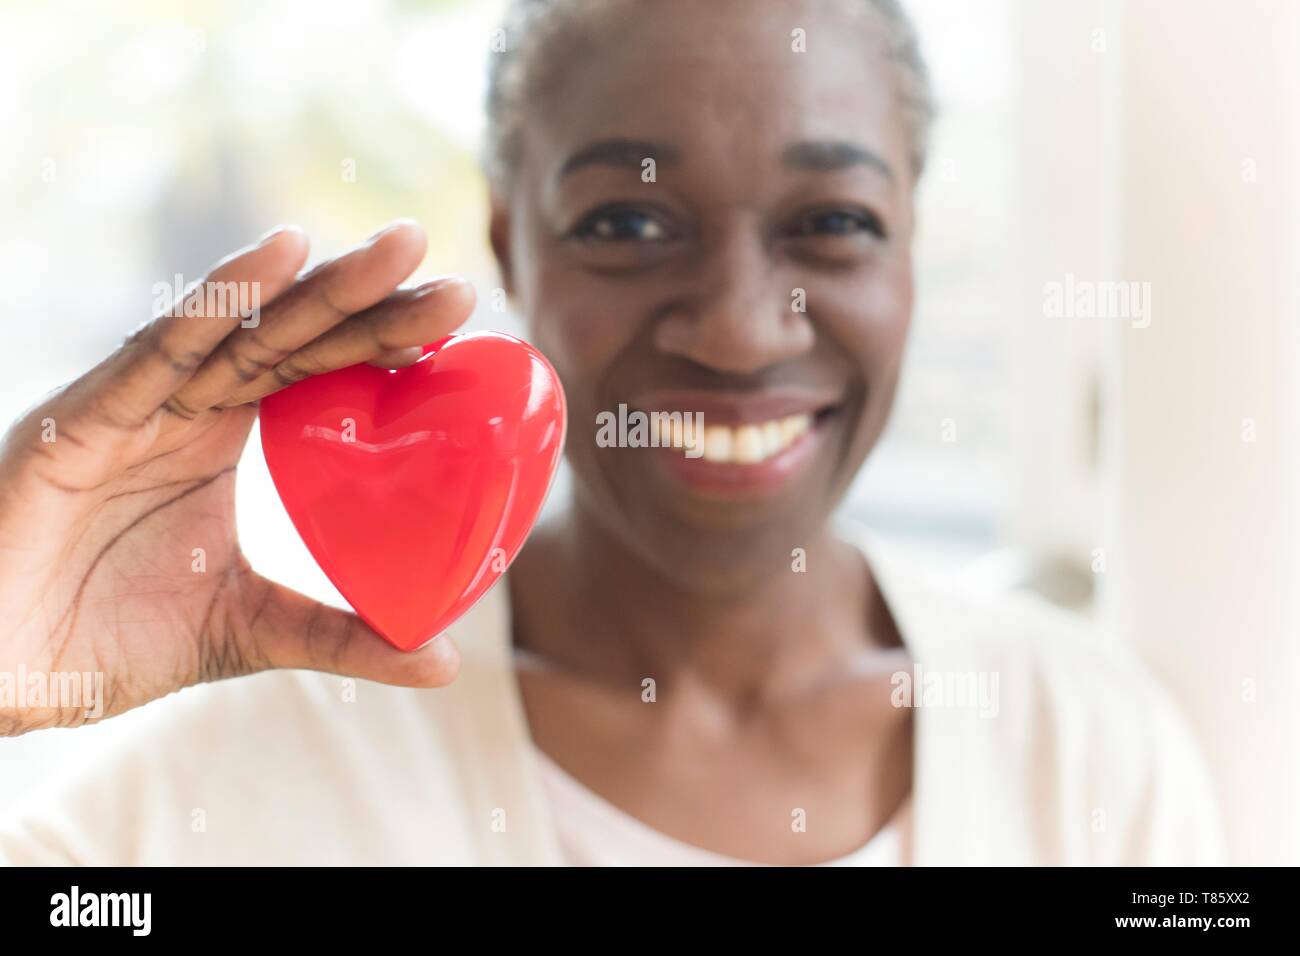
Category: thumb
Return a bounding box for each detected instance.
[239,573,461,688]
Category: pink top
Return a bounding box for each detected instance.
[533,745,911,867]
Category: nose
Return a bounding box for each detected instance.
[653,224,814,375]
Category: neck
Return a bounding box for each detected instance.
[511,498,886,706]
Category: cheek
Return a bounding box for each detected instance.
[532,297,617,375]
[527,287,624,390]
[522,267,644,411]
[517,219,657,392]
[514,192,669,384]
[815,261,914,375]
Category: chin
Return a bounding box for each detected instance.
[595,469,840,594]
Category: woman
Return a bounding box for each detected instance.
[0,0,1219,865]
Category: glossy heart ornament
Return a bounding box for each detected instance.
[259,332,566,651]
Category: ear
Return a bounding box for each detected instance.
[488,192,516,298]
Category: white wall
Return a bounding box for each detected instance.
[1096,0,1300,864]
[1008,0,1299,863]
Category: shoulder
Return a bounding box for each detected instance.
[862,532,1224,864]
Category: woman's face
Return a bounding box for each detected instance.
[493,0,916,591]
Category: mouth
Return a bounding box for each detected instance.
[625,389,843,498]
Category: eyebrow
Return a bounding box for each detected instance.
[558,138,682,179]
[782,140,894,181]
[555,136,894,182]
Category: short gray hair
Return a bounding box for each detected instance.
[484,0,936,189]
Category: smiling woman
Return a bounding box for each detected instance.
[0,0,1226,868]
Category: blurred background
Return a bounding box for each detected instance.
[0,0,1296,864]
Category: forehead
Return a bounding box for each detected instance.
[521,0,909,187]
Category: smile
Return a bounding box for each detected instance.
[663,412,813,463]
[620,388,842,498]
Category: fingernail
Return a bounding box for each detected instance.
[257,224,300,246]
[367,218,420,243]
[414,275,469,296]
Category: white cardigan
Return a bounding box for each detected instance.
[0,529,1224,865]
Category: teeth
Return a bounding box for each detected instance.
[733,425,765,463]
[703,426,732,462]
[678,413,814,464]
[781,414,810,443]
[762,421,783,456]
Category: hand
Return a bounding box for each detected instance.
[0,221,474,736]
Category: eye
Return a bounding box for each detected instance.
[571,205,674,242]
[787,206,887,241]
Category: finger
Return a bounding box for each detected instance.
[219,276,475,407]
[367,346,424,369]
[67,227,310,428]
[242,575,462,688]
[168,220,428,418]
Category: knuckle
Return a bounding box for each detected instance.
[154,338,208,377]
[225,334,288,383]
[311,274,351,320]
[302,603,350,671]
[87,392,139,430]
[273,352,326,386]
[361,312,408,353]
[123,321,152,348]
[162,394,201,421]
[0,712,27,737]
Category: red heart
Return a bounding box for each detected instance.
[259,332,566,651]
